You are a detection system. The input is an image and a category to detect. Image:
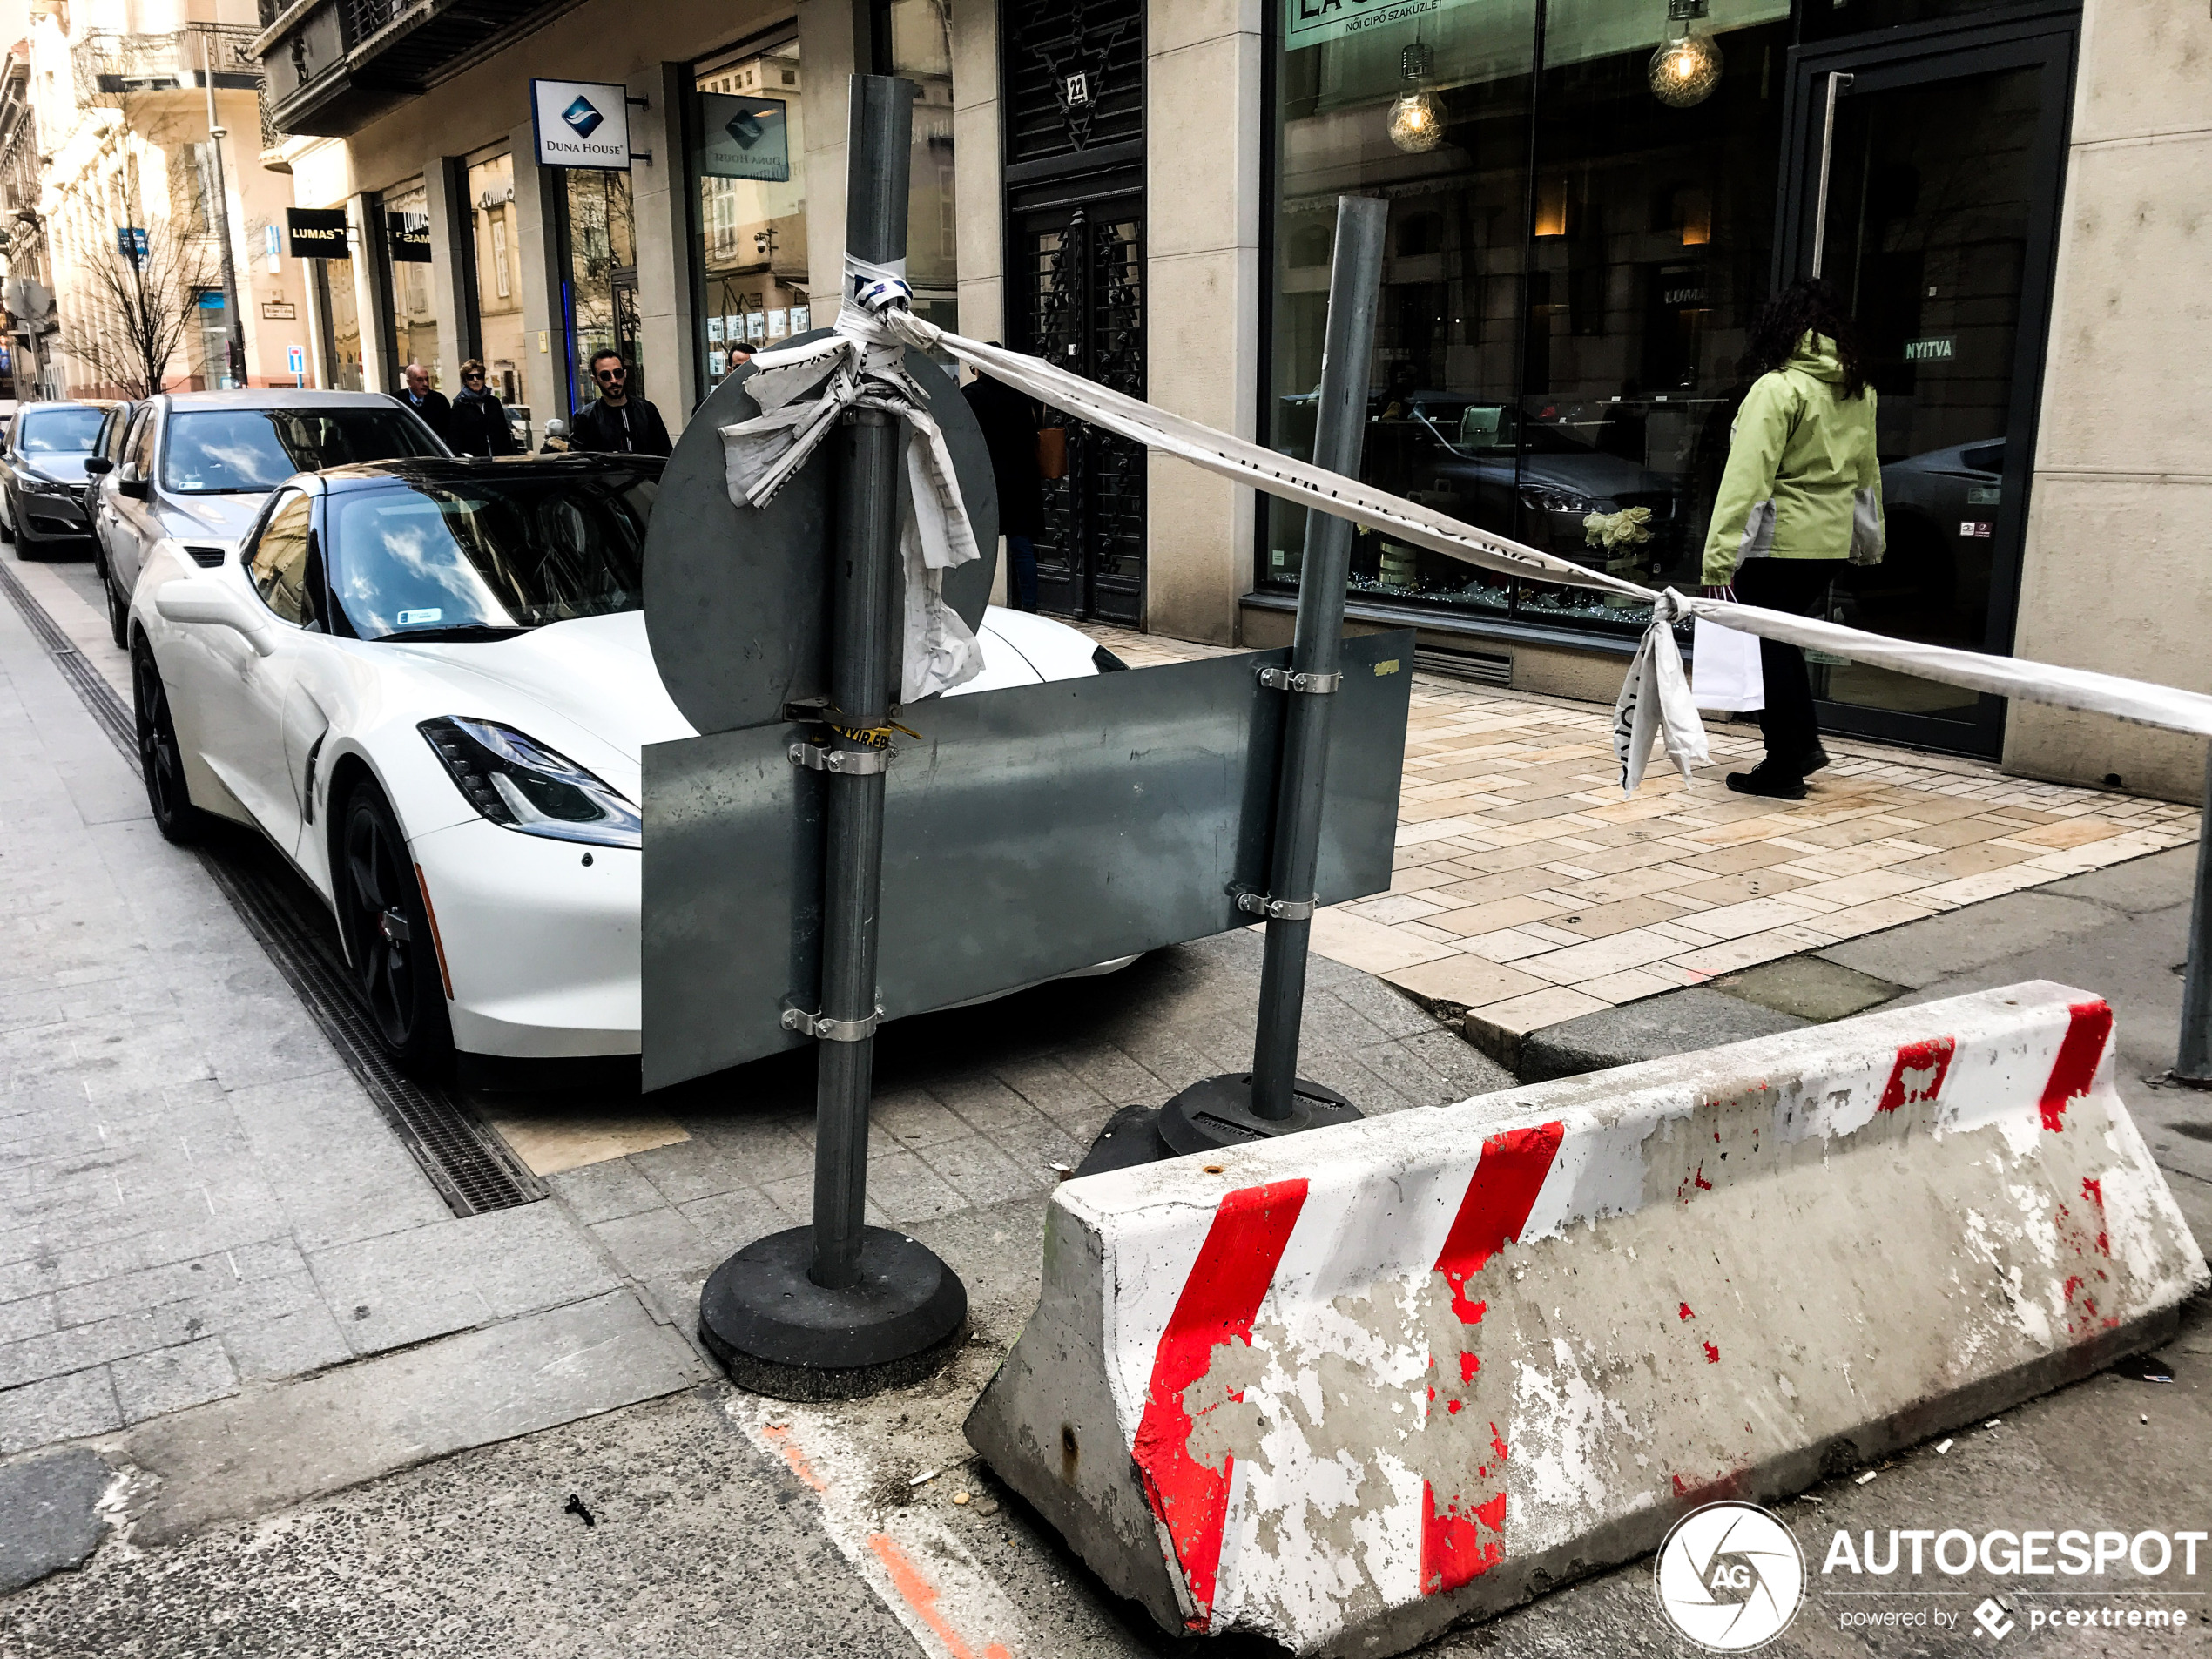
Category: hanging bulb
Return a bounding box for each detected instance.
[1386,89,1446,153]
[1649,30,1723,108]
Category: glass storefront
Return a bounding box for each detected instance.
[561,167,640,414]
[467,152,526,406]
[314,246,363,390]
[1265,0,1792,637]
[383,178,438,382]
[690,34,809,395]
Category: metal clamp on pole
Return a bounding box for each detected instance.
[781,1002,885,1042]
[788,741,896,775]
[1257,665,1341,695]
[1236,890,1317,921]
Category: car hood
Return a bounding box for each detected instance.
[155,491,268,543]
[24,455,92,483]
[1431,448,1653,502]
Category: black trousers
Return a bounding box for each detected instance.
[1731,557,1847,768]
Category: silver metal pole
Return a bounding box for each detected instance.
[1249,196,1390,1120]
[1808,71,1852,280]
[807,75,914,1290]
[2177,749,2212,1084]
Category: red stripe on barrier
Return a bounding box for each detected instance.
[1130,1178,1308,1629]
[1421,1123,1567,1599]
[2038,1000,2114,1131]
[1878,1035,1956,1113]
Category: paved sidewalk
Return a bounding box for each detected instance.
[1083,623,2198,1055]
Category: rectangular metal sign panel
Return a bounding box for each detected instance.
[530,78,632,171]
[287,206,348,260]
[643,632,1414,1092]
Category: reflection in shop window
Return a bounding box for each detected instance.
[383,178,439,386]
[314,248,363,390]
[563,168,639,414]
[468,152,525,408]
[691,35,809,395]
[1265,0,1789,637]
[889,0,959,342]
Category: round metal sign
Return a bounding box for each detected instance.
[644,334,1001,737]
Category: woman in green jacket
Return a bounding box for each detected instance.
[1701,279,1885,800]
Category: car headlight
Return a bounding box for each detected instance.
[24,475,77,496]
[1519,485,1605,516]
[418,717,641,848]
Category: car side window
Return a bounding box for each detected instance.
[248,494,317,626]
[124,408,155,472]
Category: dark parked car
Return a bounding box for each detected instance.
[1,401,119,556]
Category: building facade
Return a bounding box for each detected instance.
[246,0,2209,800]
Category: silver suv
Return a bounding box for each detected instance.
[89,388,448,646]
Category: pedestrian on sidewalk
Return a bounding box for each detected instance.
[568,349,672,457]
[1700,278,1885,801]
[962,348,1044,612]
[394,362,455,448]
[448,360,520,457]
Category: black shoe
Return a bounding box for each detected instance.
[1726,763,1809,800]
[1798,743,1831,778]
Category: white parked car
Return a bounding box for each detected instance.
[128,453,1111,1077]
[90,388,448,648]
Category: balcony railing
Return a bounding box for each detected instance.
[73,24,285,152]
[255,0,568,138]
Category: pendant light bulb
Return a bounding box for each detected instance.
[1649,30,1723,108]
[1386,89,1446,153]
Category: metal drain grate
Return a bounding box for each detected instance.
[0,561,543,1217]
[1413,644,1514,687]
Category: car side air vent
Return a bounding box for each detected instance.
[183,545,225,567]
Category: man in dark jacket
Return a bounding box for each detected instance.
[568,349,672,457]
[961,351,1044,611]
[448,359,519,457]
[395,362,454,447]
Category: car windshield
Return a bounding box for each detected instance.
[18,408,104,454]
[161,408,442,495]
[328,472,655,641]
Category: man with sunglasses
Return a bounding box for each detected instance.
[448,358,520,457]
[567,348,671,457]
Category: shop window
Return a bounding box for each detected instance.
[887,0,959,337]
[467,152,524,405]
[1263,0,1791,637]
[561,168,639,415]
[689,32,809,395]
[314,250,363,390]
[193,288,231,389]
[382,178,439,386]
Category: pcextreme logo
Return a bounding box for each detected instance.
[1655,1502,1807,1651]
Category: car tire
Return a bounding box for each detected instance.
[132,643,203,843]
[105,562,129,648]
[0,489,15,544]
[336,781,456,1077]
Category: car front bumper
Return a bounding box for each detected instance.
[17,489,89,540]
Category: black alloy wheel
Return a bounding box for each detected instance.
[132,643,200,843]
[338,783,455,1074]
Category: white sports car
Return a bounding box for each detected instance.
[127,455,1111,1076]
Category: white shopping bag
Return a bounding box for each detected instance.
[1692,614,1764,712]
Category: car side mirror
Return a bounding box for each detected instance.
[154,580,277,656]
[84,455,112,475]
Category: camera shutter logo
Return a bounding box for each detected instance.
[1654,1502,1806,1650]
[562,95,605,138]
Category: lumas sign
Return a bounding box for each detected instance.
[1285,0,1474,51]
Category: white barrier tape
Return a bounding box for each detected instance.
[964,981,2209,1655]
[858,307,2212,774]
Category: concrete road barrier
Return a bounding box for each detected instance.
[964,981,2208,1656]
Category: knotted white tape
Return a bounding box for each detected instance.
[718,255,984,703]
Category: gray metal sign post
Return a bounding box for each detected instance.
[1157,194,1391,1156]
[2176,752,2212,1085]
[697,76,967,1399]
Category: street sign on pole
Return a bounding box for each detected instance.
[115,226,148,265]
[287,344,305,387]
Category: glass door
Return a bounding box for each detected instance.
[1778,15,2075,756]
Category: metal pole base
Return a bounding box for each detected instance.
[698,1225,968,1401]
[1156,1073,1363,1157]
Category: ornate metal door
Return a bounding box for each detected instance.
[1021,205,1144,621]
[1001,0,1145,624]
